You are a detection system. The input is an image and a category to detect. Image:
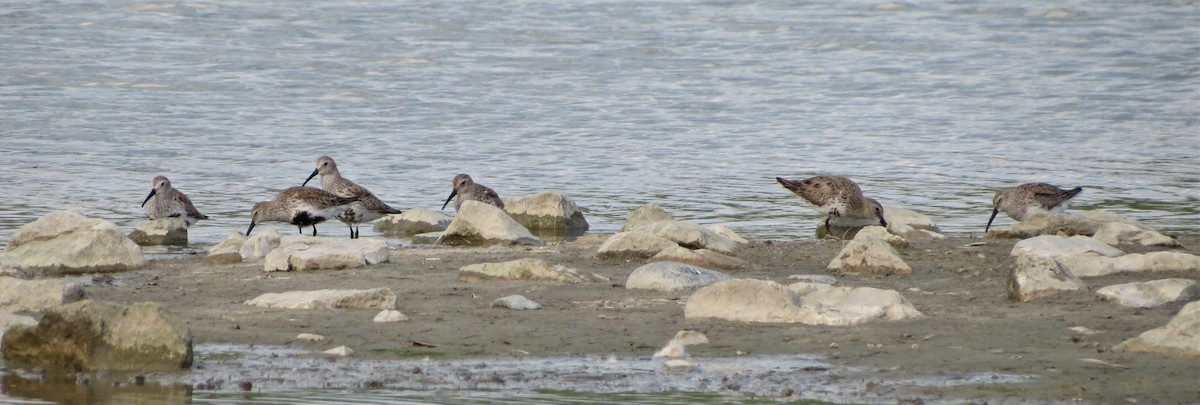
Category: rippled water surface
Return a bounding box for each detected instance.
[2,0,1198,246]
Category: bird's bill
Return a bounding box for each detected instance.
[140,189,157,207]
[985,209,1000,233]
[441,189,458,210]
[302,168,319,187]
[878,215,888,228]
[245,222,256,236]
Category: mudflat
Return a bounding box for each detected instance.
[86,234,1200,403]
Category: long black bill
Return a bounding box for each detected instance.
[985,209,1000,233]
[245,222,256,236]
[140,189,157,207]
[878,216,888,228]
[441,189,458,211]
[302,168,319,187]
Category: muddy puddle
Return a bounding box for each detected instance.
[1,344,1037,404]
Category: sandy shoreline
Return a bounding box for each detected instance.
[77,234,1200,403]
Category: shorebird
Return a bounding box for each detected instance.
[441,173,504,211]
[140,175,208,226]
[986,183,1083,232]
[302,156,403,239]
[775,175,887,236]
[245,186,360,237]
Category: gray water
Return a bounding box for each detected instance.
[2,1,1198,247]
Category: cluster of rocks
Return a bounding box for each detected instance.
[999,211,1199,356]
[372,192,588,245]
[206,229,392,272]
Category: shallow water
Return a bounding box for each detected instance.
[1,0,1197,248]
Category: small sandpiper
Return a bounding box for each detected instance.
[986,183,1083,232]
[441,173,505,211]
[302,156,403,239]
[140,175,208,226]
[246,186,360,237]
[776,175,887,236]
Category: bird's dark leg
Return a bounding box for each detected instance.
[348,224,356,239]
[311,225,318,236]
[824,216,832,237]
[297,226,303,234]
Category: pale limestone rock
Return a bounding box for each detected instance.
[373,309,409,323]
[490,295,542,310]
[2,210,145,275]
[854,225,909,249]
[595,231,678,259]
[323,346,353,356]
[882,206,940,232]
[625,262,734,292]
[0,255,22,278]
[684,279,921,325]
[0,313,37,349]
[1007,256,1087,302]
[1114,301,1200,357]
[244,288,397,310]
[653,330,709,359]
[437,201,543,246]
[1011,235,1124,259]
[411,232,443,244]
[787,282,924,325]
[786,274,839,285]
[1093,222,1179,247]
[296,333,325,342]
[240,228,281,260]
[621,203,675,232]
[0,276,86,313]
[1060,251,1200,277]
[373,208,452,235]
[458,258,599,283]
[1,300,192,371]
[827,237,912,275]
[502,192,589,232]
[1096,279,1199,308]
[706,225,749,244]
[650,246,750,271]
[128,217,189,246]
[631,220,737,255]
[204,231,246,265]
[886,222,945,241]
[263,235,390,272]
[986,212,1102,239]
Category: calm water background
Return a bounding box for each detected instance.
[2,0,1197,248]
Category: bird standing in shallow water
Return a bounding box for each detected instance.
[246,186,360,236]
[441,173,504,211]
[302,156,402,239]
[986,183,1083,232]
[141,175,208,226]
[775,175,887,237]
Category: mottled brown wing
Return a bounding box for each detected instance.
[482,186,504,208]
[1030,184,1082,210]
[178,191,208,220]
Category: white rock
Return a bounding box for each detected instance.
[502,192,590,232]
[631,220,737,255]
[373,309,409,322]
[0,313,37,349]
[296,333,325,342]
[2,210,145,275]
[1060,251,1200,277]
[1093,222,1179,247]
[882,206,940,232]
[650,246,750,270]
[854,225,909,249]
[706,225,749,244]
[827,237,912,275]
[786,274,839,285]
[625,262,734,292]
[595,231,678,258]
[263,235,390,272]
[1096,279,1199,308]
[1007,256,1087,302]
[653,330,709,359]
[684,279,921,325]
[459,258,599,283]
[490,295,542,310]
[0,276,87,313]
[324,346,353,356]
[1011,235,1124,259]
[621,203,675,232]
[244,288,397,310]
[987,212,1102,239]
[128,218,189,246]
[240,228,281,260]
[437,201,544,246]
[373,208,452,235]
[1114,301,1200,357]
[204,231,246,265]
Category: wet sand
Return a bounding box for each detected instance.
[85,234,1200,403]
